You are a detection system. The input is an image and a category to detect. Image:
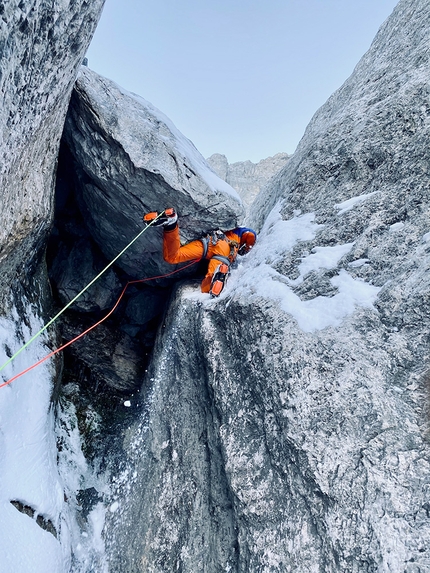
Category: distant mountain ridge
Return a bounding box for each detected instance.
[207,152,289,212]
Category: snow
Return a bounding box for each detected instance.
[221,203,381,332]
[335,191,379,214]
[0,308,111,573]
[294,243,355,284]
[0,501,63,573]
[109,501,119,513]
[0,309,65,573]
[348,258,369,268]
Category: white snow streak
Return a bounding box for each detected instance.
[210,203,381,332]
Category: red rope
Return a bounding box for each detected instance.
[0,260,200,389]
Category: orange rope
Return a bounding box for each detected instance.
[0,260,200,389]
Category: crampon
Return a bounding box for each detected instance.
[209,263,230,297]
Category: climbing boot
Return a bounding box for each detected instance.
[143,208,178,228]
[210,263,230,297]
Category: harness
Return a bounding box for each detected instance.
[199,230,239,268]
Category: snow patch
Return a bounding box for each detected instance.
[295,243,354,283]
[348,258,369,268]
[225,203,380,332]
[335,191,379,215]
[389,222,404,232]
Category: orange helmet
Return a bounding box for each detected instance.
[240,230,256,253]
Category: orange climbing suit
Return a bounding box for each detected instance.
[163,225,240,292]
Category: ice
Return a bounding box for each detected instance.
[0,310,65,573]
[226,204,380,332]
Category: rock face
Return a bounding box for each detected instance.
[0,0,105,298]
[207,152,290,212]
[105,1,430,571]
[62,67,244,279]
[0,2,106,572]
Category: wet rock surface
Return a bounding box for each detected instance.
[105,1,430,571]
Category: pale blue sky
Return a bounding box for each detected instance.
[86,0,399,163]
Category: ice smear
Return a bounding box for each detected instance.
[0,310,65,573]
[88,503,107,554]
[56,391,109,573]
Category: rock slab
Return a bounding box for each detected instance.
[63,67,244,279]
[0,0,105,298]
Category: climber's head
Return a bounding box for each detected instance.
[240,230,256,254]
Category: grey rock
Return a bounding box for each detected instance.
[0,3,108,568]
[63,67,244,279]
[0,0,105,299]
[61,317,145,393]
[207,152,290,213]
[49,237,121,313]
[106,286,239,572]
[105,1,430,571]
[124,290,168,327]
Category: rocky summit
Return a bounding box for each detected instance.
[1,0,430,572]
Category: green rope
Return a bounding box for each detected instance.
[0,212,164,374]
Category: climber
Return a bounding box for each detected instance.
[143,208,257,297]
